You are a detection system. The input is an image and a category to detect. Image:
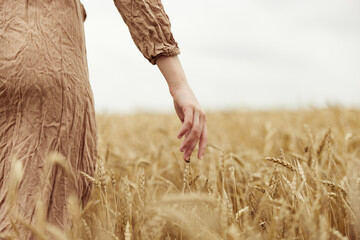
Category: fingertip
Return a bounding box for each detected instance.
[198,150,203,160]
[177,128,188,140]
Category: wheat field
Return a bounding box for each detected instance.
[1,107,360,240]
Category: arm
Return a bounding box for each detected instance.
[112,0,206,160]
[156,55,207,161]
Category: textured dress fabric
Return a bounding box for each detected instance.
[0,0,180,238]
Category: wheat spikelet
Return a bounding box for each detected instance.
[110,169,117,188]
[82,218,92,240]
[228,165,239,212]
[97,158,107,192]
[235,207,249,222]
[265,157,295,171]
[124,221,131,240]
[220,189,229,237]
[317,128,331,161]
[291,175,297,194]
[296,160,306,183]
[207,164,216,196]
[123,176,132,224]
[304,124,315,169]
[280,148,285,161]
[254,186,272,200]
[321,180,347,198]
[183,163,192,193]
[268,165,277,188]
[228,153,245,167]
[328,192,337,198]
[223,190,234,224]
[119,191,128,231]
[188,175,199,191]
[139,167,146,207]
[80,171,101,187]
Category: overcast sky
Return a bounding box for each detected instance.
[82,0,360,113]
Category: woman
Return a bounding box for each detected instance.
[0,0,207,238]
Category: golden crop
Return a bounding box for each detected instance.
[2,107,359,239]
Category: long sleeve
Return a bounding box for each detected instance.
[113,0,181,65]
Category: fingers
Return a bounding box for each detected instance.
[178,109,207,161]
[180,110,198,152]
[183,111,203,161]
[197,121,207,159]
[177,107,193,139]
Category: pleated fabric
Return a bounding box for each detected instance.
[0,0,180,238]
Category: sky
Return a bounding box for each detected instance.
[81,0,360,113]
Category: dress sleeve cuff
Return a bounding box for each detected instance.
[149,46,181,65]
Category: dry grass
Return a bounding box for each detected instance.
[1,107,360,239]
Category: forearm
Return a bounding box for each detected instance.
[156,55,190,96]
[156,55,207,161]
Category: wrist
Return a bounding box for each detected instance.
[169,80,190,97]
[156,55,189,97]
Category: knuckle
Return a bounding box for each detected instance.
[196,131,202,138]
[183,104,192,111]
[187,146,195,153]
[199,110,206,120]
[185,121,192,128]
[184,149,192,156]
[183,139,190,146]
[187,103,195,110]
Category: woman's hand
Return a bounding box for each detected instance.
[156,55,207,161]
[171,84,207,161]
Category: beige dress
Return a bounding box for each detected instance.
[0,0,180,238]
